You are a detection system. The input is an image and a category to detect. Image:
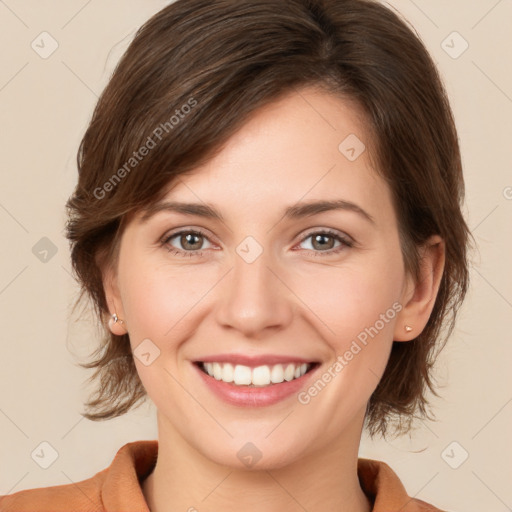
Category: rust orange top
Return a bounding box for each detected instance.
[0,440,448,511]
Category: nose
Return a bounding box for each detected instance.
[215,244,294,338]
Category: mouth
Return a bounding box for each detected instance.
[194,361,320,388]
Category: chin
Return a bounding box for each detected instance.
[197,436,305,472]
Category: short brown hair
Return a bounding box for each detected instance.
[65,0,472,438]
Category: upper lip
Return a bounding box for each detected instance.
[194,354,318,367]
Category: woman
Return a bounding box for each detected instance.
[0,0,470,510]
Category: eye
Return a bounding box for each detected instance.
[296,229,353,256]
[161,229,213,256]
[160,227,354,258]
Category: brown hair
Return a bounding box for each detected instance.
[65,0,472,439]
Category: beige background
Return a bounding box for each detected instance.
[0,1,511,510]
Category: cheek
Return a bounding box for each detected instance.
[291,252,405,395]
[117,257,212,405]
[291,267,403,420]
[118,254,211,344]
[293,261,404,343]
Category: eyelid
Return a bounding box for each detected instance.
[295,227,355,247]
[160,226,219,245]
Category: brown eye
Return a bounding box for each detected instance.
[311,233,336,251]
[179,232,203,250]
[298,230,353,256]
[162,229,213,256]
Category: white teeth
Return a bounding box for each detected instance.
[213,362,222,380]
[252,365,270,386]
[233,364,252,385]
[284,363,295,381]
[270,364,284,384]
[222,362,234,382]
[201,362,312,386]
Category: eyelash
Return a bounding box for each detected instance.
[160,228,354,258]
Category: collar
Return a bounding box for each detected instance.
[100,440,443,511]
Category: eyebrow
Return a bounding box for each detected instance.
[140,199,375,225]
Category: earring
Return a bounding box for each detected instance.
[108,313,125,332]
[404,325,413,333]
[112,313,123,324]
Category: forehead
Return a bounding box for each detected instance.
[136,86,394,227]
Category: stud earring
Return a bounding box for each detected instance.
[108,313,125,331]
[112,313,123,324]
[404,325,413,333]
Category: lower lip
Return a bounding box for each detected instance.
[193,363,319,407]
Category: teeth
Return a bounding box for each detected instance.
[201,362,311,387]
[233,364,252,385]
[222,362,234,382]
[284,363,295,381]
[252,365,270,386]
[270,364,284,383]
[213,362,222,380]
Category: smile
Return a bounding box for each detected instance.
[197,361,316,387]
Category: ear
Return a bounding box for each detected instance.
[394,235,445,342]
[100,259,128,336]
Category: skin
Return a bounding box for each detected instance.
[103,85,445,512]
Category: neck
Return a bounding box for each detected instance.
[142,412,372,512]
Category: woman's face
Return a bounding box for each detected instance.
[106,85,416,469]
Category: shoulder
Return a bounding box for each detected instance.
[0,469,106,511]
[0,440,157,512]
[357,458,452,512]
